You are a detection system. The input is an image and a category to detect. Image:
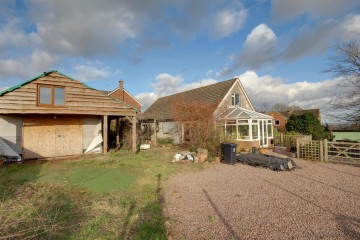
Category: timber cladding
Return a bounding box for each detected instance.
[22,116,83,159]
[0,72,137,116]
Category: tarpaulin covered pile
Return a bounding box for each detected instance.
[236,153,298,171]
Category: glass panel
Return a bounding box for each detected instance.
[39,86,51,105]
[267,124,272,137]
[231,93,240,106]
[268,120,272,123]
[237,125,249,139]
[226,120,236,125]
[226,125,237,138]
[252,124,258,139]
[237,120,248,124]
[54,87,65,106]
[235,93,240,106]
[252,120,257,123]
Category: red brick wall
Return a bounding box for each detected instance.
[268,112,286,132]
[110,89,142,111]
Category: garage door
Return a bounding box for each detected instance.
[23,116,83,159]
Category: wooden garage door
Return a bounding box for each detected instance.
[23,116,83,159]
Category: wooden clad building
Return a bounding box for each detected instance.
[0,70,139,160]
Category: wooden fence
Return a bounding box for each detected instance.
[297,139,360,165]
[274,133,312,148]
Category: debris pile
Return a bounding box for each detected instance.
[172,148,208,163]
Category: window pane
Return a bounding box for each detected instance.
[54,87,65,106]
[226,125,236,138]
[252,124,258,139]
[238,125,249,139]
[39,87,51,105]
[267,124,272,137]
[237,120,248,124]
[226,120,236,125]
[235,93,240,105]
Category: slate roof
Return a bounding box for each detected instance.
[141,78,237,120]
[217,107,273,119]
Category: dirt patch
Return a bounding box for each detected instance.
[164,159,360,239]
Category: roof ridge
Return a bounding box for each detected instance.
[156,78,237,100]
[0,70,98,96]
[0,70,57,96]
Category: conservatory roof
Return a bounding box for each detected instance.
[216,107,273,120]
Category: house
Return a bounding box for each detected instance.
[141,77,274,149]
[268,109,321,132]
[107,80,142,112]
[0,70,139,160]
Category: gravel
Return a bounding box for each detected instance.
[164,159,360,239]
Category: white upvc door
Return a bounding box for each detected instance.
[259,120,268,147]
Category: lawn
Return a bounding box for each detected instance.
[0,148,204,239]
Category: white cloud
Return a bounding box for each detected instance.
[238,71,343,121]
[0,49,58,80]
[137,73,218,110]
[30,49,57,72]
[271,0,360,22]
[0,18,39,48]
[221,14,360,75]
[0,59,28,78]
[73,64,120,82]
[221,24,277,75]
[211,7,247,38]
[280,14,360,60]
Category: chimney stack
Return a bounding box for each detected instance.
[119,80,124,102]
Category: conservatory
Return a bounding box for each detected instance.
[216,107,274,148]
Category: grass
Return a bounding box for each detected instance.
[0,147,205,239]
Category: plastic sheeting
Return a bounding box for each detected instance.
[236,153,298,171]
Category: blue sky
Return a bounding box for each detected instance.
[0,0,359,119]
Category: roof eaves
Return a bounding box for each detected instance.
[108,96,140,112]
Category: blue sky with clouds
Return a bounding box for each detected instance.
[0,0,359,118]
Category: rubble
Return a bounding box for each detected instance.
[172,148,208,163]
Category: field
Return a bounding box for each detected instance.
[0,148,203,239]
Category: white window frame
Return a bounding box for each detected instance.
[231,93,240,107]
[274,120,280,126]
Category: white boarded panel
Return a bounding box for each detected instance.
[0,115,22,154]
[83,117,102,151]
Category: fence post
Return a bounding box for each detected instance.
[319,140,323,162]
[323,139,328,162]
[280,133,284,145]
[296,138,300,159]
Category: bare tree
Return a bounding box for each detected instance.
[271,103,290,112]
[171,96,222,155]
[325,41,360,126]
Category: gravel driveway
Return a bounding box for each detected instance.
[164,159,360,239]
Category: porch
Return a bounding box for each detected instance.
[216,107,274,148]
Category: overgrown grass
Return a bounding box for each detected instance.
[0,147,205,239]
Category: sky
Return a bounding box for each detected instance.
[0,0,359,122]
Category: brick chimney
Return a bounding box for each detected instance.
[119,80,124,102]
